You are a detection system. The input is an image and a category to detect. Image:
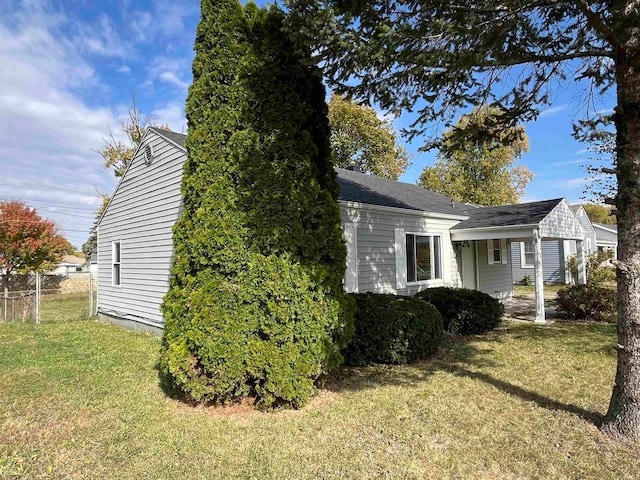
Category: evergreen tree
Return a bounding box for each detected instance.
[159,1,353,409]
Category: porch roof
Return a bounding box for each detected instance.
[452,198,563,230]
[451,198,586,241]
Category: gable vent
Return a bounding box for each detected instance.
[144,145,154,165]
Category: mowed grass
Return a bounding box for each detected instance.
[1,298,638,479]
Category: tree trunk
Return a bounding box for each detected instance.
[602,43,640,439]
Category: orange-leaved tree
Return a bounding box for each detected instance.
[0,201,69,294]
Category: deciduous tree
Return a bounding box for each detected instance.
[286,0,640,439]
[583,203,616,225]
[97,94,169,177]
[419,106,532,205]
[328,95,410,179]
[0,201,68,293]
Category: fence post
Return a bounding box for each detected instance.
[89,272,94,317]
[36,272,41,324]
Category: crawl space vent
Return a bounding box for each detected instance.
[144,145,154,165]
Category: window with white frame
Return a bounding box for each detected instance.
[406,233,442,282]
[487,239,508,265]
[112,241,121,286]
[521,241,534,268]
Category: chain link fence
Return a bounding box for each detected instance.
[1,271,97,323]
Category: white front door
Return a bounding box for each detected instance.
[461,242,477,290]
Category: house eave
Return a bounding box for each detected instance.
[338,200,469,221]
[594,224,618,234]
[451,224,538,241]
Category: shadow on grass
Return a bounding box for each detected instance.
[326,322,609,426]
[449,366,604,425]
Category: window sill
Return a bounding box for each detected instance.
[407,279,444,286]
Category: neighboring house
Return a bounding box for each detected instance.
[85,252,98,275]
[593,222,618,257]
[51,255,86,275]
[96,128,588,333]
[511,204,596,284]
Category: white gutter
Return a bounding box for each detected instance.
[451,223,539,233]
[338,200,469,221]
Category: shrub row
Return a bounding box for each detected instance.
[344,287,504,366]
[556,284,617,322]
[344,293,443,366]
[415,287,504,335]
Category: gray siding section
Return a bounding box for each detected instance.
[97,131,185,328]
[340,206,462,296]
[573,207,597,254]
[477,240,513,298]
[595,225,617,246]
[511,240,566,284]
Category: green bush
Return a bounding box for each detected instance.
[344,293,443,366]
[555,284,617,322]
[567,250,616,285]
[415,287,504,335]
[159,2,353,409]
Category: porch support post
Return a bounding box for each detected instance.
[576,239,587,285]
[533,229,546,323]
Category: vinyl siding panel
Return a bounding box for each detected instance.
[97,131,185,328]
[573,207,597,254]
[340,205,462,296]
[596,228,617,244]
[477,240,513,298]
[511,240,566,284]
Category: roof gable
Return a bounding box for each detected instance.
[97,128,185,227]
[451,198,564,230]
[539,199,585,239]
[147,129,467,217]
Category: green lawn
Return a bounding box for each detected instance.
[514,284,567,296]
[1,298,637,479]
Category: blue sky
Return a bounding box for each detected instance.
[0,0,613,248]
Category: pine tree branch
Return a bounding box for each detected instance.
[572,0,624,53]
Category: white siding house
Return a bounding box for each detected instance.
[97,128,589,331]
[511,204,597,285]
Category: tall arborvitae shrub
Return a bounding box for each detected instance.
[159,1,353,409]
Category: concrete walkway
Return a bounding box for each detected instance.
[502,294,560,323]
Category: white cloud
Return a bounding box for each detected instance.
[559,177,593,188]
[158,71,190,91]
[146,56,191,92]
[0,2,120,246]
[552,158,588,166]
[152,102,187,133]
[118,65,132,74]
[73,14,129,59]
[538,104,570,118]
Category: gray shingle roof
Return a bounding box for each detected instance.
[335,168,466,216]
[149,128,564,225]
[149,127,186,148]
[451,198,564,230]
[150,128,466,216]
